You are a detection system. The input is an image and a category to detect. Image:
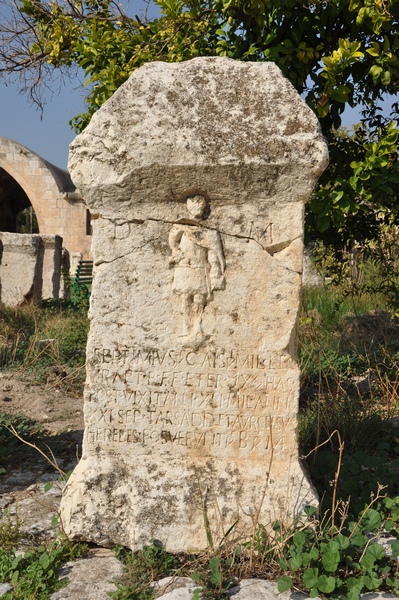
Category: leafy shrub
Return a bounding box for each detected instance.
[0,538,87,599]
[111,540,179,600]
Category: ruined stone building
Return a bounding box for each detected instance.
[0,136,92,259]
[0,136,92,305]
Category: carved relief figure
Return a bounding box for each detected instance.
[169,195,225,340]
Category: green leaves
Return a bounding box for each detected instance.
[191,553,238,597]
[360,508,382,532]
[309,119,399,240]
[0,539,87,599]
[348,121,399,206]
[321,550,340,572]
[276,473,399,600]
[277,575,292,592]
[302,566,318,588]
[302,569,337,595]
[317,574,336,593]
[318,38,364,117]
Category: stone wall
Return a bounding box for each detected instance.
[0,233,44,307]
[0,233,64,306]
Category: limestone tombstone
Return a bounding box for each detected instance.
[60,57,328,551]
[0,233,44,307]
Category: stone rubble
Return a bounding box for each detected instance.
[0,477,397,599]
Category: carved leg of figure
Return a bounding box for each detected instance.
[181,294,193,337]
[192,293,206,338]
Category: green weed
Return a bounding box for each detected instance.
[0,538,87,599]
[192,555,237,599]
[111,540,180,600]
[0,511,23,552]
[0,302,88,394]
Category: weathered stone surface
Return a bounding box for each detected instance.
[60,57,328,552]
[154,580,398,600]
[153,577,200,599]
[42,234,63,300]
[0,583,12,597]
[0,233,43,306]
[226,579,308,599]
[49,551,123,600]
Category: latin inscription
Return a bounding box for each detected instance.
[247,221,273,245]
[87,416,294,453]
[93,346,291,370]
[88,388,292,411]
[87,346,298,455]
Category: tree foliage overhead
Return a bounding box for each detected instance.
[1,0,399,241]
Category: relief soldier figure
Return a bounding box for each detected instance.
[169,195,225,340]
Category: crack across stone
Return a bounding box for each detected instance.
[102,216,299,257]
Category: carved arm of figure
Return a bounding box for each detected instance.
[168,225,184,265]
[207,230,226,290]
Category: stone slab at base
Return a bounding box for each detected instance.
[60,57,328,552]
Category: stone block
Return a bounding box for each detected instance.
[0,233,44,307]
[60,57,328,552]
[41,234,63,300]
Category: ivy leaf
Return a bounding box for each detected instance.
[303,567,319,589]
[350,531,368,548]
[367,544,385,561]
[335,534,350,550]
[317,574,336,594]
[278,576,293,592]
[322,550,341,572]
[289,555,304,570]
[293,531,306,546]
[363,573,382,590]
[361,508,381,532]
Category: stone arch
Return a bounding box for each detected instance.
[0,168,37,232]
[0,137,91,257]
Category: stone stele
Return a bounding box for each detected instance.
[60,57,328,552]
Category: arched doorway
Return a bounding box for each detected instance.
[0,168,39,233]
[0,137,92,258]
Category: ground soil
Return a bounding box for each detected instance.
[0,370,127,599]
[0,369,84,435]
[0,368,84,534]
